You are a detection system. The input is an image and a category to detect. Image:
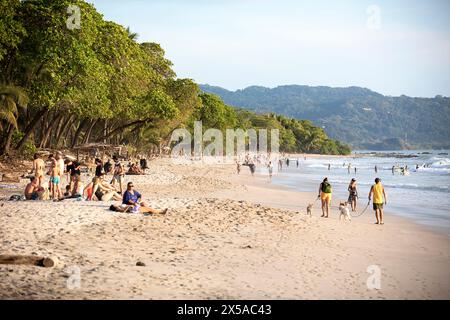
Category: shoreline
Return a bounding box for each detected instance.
[0,157,449,299]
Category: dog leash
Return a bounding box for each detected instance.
[351,200,371,217]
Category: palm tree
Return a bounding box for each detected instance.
[0,84,28,154]
[126,26,139,41]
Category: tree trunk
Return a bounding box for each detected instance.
[82,119,97,144]
[15,109,48,150]
[1,126,14,155]
[105,119,153,140]
[41,113,63,148]
[55,115,75,148]
[71,119,89,148]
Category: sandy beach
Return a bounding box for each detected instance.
[0,157,449,299]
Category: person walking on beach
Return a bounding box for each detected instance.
[318,177,332,218]
[111,155,125,195]
[236,161,241,175]
[348,178,358,212]
[375,165,378,173]
[328,164,331,171]
[32,153,45,187]
[348,163,351,174]
[296,159,299,168]
[267,161,273,180]
[354,167,357,174]
[249,161,256,177]
[369,178,387,225]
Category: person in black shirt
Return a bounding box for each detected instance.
[66,160,81,193]
[95,158,104,177]
[104,159,113,174]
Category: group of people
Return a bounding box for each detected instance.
[24,152,167,215]
[318,177,387,225]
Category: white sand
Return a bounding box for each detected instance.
[0,158,449,299]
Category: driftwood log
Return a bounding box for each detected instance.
[0,255,59,268]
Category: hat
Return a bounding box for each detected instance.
[351,178,356,181]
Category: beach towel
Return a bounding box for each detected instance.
[9,195,25,201]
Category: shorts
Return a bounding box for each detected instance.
[50,176,60,185]
[348,194,357,202]
[113,174,124,183]
[31,192,39,200]
[321,192,332,203]
[373,203,383,210]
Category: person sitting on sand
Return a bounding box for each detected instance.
[63,185,71,197]
[318,177,332,218]
[369,178,387,225]
[24,176,39,200]
[122,182,167,214]
[92,176,122,201]
[31,153,45,187]
[127,163,143,175]
[348,178,358,212]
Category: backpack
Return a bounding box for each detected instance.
[321,182,332,193]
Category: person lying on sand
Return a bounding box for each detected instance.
[92,175,122,201]
[122,182,167,214]
[24,176,39,200]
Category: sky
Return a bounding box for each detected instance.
[87,0,450,97]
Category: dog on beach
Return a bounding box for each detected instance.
[306,203,313,217]
[339,202,351,222]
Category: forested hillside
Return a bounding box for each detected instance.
[200,84,450,150]
[0,0,350,156]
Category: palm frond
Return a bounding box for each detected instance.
[0,84,29,109]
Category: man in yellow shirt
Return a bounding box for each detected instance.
[369,178,387,225]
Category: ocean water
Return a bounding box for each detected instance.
[266,150,450,234]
